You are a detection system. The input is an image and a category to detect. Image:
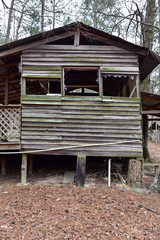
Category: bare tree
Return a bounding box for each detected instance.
[52,0,56,28]
[143,0,156,49]
[141,0,156,162]
[15,0,29,39]
[41,0,45,32]
[5,0,15,43]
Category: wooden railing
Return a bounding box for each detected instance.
[0,105,21,143]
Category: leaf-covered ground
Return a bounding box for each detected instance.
[0,184,159,240]
[0,141,159,240]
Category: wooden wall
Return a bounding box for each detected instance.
[21,44,142,157]
[21,45,139,77]
[21,95,142,157]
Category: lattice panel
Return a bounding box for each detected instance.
[0,107,21,142]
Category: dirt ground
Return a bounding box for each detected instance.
[0,142,160,240]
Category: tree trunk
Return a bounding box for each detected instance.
[93,0,97,28]
[15,0,29,40]
[142,0,156,92]
[5,0,15,43]
[41,0,45,32]
[144,0,156,49]
[52,0,55,29]
[141,0,156,162]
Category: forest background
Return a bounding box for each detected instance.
[0,0,160,93]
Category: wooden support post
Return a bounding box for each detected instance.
[61,68,65,96]
[4,68,9,105]
[143,114,150,161]
[76,154,86,187]
[99,68,103,97]
[155,166,159,176]
[108,159,111,187]
[74,31,80,46]
[21,78,26,95]
[128,159,142,187]
[28,155,33,175]
[1,155,6,176]
[136,75,140,98]
[156,122,158,145]
[141,158,144,188]
[21,154,27,185]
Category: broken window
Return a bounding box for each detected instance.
[64,68,99,96]
[102,74,136,97]
[25,79,61,95]
[26,79,48,95]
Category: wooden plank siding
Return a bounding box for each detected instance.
[21,45,139,76]
[21,95,143,157]
[20,44,142,157]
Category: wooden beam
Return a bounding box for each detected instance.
[1,155,6,176]
[0,62,19,69]
[142,110,160,114]
[74,31,80,46]
[143,163,160,176]
[21,154,27,185]
[28,155,33,175]
[0,32,74,57]
[76,154,86,187]
[85,32,145,56]
[66,85,98,88]
[0,71,20,79]
[143,118,160,121]
[64,66,98,70]
[0,78,20,87]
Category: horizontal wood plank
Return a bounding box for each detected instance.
[21,96,142,156]
[20,43,141,156]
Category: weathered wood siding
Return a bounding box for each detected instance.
[21,44,142,157]
[21,45,139,76]
[21,95,142,157]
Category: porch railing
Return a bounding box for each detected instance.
[0,105,21,143]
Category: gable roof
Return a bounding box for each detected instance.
[0,21,160,81]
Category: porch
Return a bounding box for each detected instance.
[0,105,21,150]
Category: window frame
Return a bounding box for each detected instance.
[62,66,101,97]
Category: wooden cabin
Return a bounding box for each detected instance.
[0,22,160,186]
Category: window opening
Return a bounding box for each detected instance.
[64,68,99,96]
[49,80,61,94]
[26,79,61,95]
[102,74,136,97]
[26,79,48,95]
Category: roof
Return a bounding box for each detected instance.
[0,22,160,81]
[141,92,160,117]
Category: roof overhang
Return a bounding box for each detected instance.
[141,91,160,118]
